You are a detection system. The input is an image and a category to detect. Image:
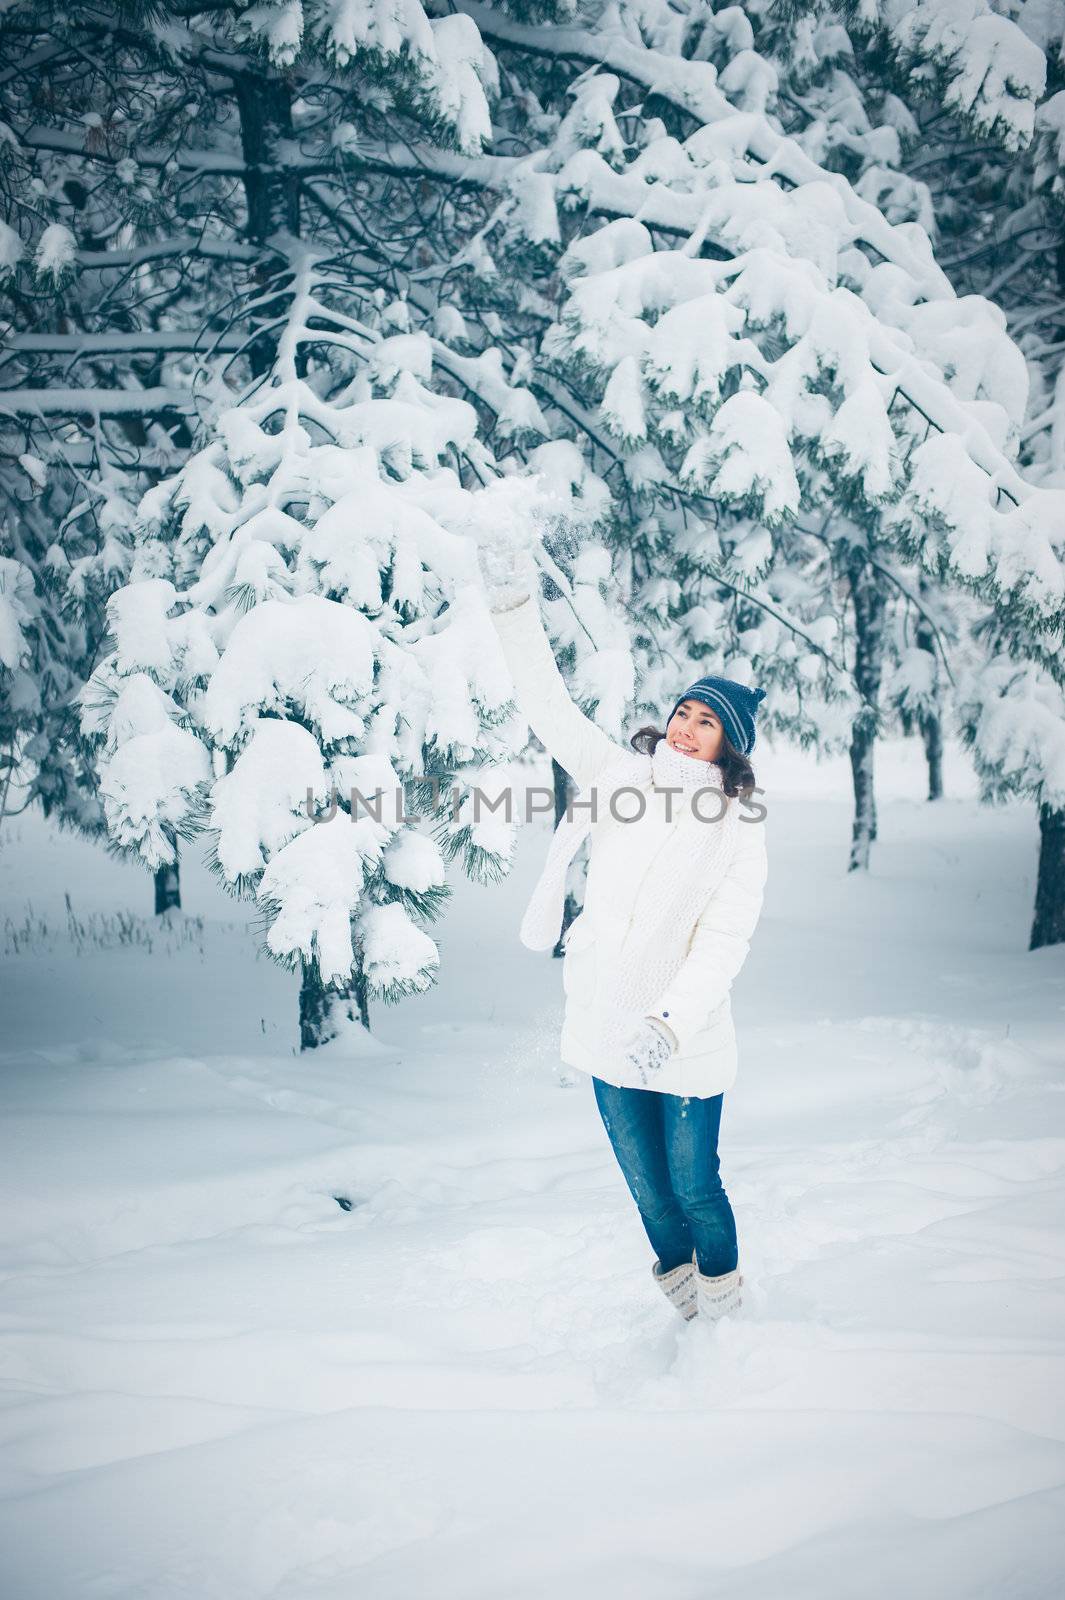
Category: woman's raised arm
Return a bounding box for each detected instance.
[489,594,625,792]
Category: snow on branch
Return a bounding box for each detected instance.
[461,1,955,296]
[842,0,1049,153]
[0,389,196,417]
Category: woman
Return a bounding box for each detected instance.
[479,540,768,1328]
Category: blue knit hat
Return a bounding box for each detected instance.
[667,675,766,756]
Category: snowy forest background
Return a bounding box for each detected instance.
[1,0,1064,1047]
[2,3,1065,1596]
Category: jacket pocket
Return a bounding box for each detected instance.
[562,934,596,999]
[682,1003,735,1059]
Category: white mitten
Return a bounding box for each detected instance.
[475,529,539,613]
[622,1017,676,1086]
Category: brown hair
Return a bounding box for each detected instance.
[629,723,756,801]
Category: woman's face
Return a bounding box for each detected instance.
[666,699,724,761]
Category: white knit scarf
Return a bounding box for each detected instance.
[520,738,742,1047]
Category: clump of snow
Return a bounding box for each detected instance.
[202,596,376,748]
[261,812,389,982]
[33,223,76,285]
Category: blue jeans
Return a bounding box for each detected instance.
[591,1077,739,1276]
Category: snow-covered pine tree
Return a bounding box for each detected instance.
[424,1,1063,885]
[80,254,537,1047]
[0,0,542,1044]
[0,220,146,859]
[0,2,227,910]
[384,11,857,867]
[0,0,512,923]
[810,0,1065,939]
[726,5,983,858]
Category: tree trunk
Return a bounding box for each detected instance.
[154,854,180,914]
[234,73,300,246]
[846,545,887,871]
[916,574,943,801]
[552,757,580,958]
[234,70,300,378]
[299,954,371,1051]
[1030,801,1065,950]
[1027,247,1065,950]
[918,691,944,802]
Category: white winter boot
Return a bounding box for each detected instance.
[692,1252,743,1322]
[651,1256,698,1321]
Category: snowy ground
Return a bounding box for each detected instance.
[1,736,1064,1599]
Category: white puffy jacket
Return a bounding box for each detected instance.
[491,595,768,1099]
